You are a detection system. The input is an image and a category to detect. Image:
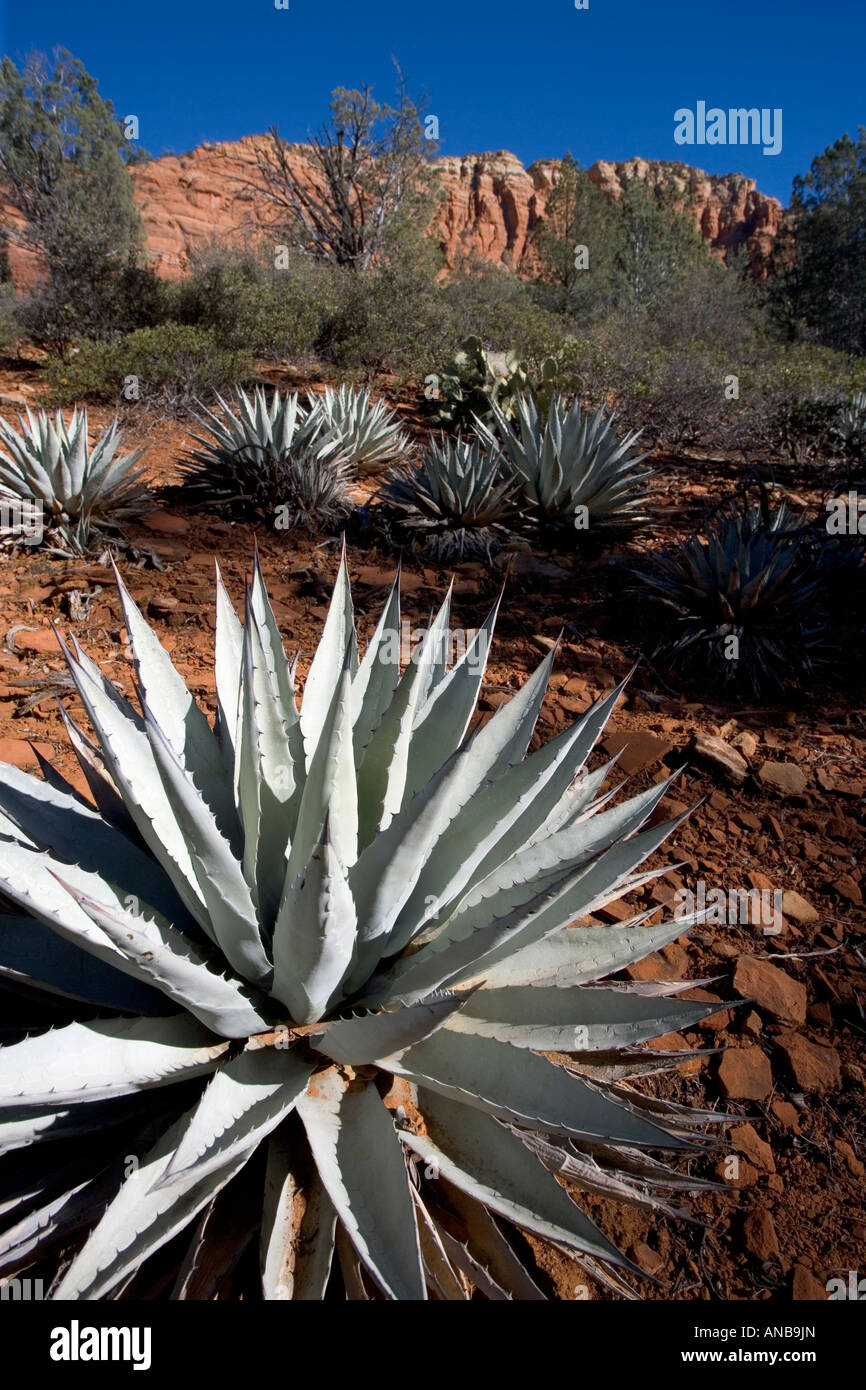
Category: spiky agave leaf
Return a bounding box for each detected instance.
[379,433,521,560]
[637,497,828,696]
[0,406,150,555]
[309,385,409,476]
[479,392,651,529]
[177,386,351,531]
[0,553,729,1301]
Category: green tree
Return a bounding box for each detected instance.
[766,129,866,355]
[535,158,711,322]
[533,153,621,320]
[0,49,149,352]
[612,179,709,314]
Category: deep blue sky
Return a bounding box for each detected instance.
[2,0,863,205]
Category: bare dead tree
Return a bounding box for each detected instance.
[240,63,439,271]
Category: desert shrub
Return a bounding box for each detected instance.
[597,341,741,451]
[622,347,735,450]
[627,265,769,448]
[651,254,767,357]
[552,315,866,460]
[444,260,571,366]
[0,284,19,354]
[16,261,169,356]
[44,323,254,410]
[735,345,866,462]
[317,227,456,380]
[168,243,339,361]
[538,331,674,444]
[545,334,618,406]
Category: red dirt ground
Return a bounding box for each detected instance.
[0,359,863,1301]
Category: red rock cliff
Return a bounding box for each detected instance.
[4,138,784,285]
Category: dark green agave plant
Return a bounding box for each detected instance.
[0,551,722,1300]
[638,498,827,697]
[178,387,351,531]
[379,434,520,561]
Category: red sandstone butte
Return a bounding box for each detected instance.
[2,140,784,287]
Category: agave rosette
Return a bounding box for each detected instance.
[179,386,350,528]
[0,551,723,1301]
[638,499,827,695]
[309,385,409,476]
[380,433,521,560]
[480,393,652,527]
[0,407,150,555]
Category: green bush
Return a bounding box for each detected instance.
[577,337,739,451]
[444,260,571,368]
[617,346,734,450]
[167,244,339,361]
[16,262,169,357]
[0,284,19,355]
[735,345,866,462]
[317,228,456,380]
[44,323,254,410]
[548,315,866,460]
[649,255,768,358]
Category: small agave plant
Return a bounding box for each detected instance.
[379,434,521,561]
[480,394,651,530]
[309,385,409,476]
[178,387,350,530]
[637,497,826,697]
[0,551,724,1301]
[837,389,866,461]
[0,407,150,556]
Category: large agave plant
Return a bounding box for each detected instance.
[0,407,150,556]
[379,434,521,561]
[0,552,724,1301]
[178,387,350,530]
[637,497,826,696]
[480,394,651,529]
[309,385,409,476]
